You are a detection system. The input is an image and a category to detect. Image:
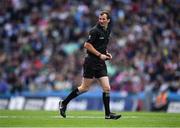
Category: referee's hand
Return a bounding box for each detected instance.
[106,52,112,60]
[99,53,112,60]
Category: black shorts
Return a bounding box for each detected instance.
[83,57,107,78]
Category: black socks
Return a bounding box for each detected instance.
[103,92,110,116]
[62,88,82,106]
[62,89,111,116]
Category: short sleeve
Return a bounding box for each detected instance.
[86,29,98,45]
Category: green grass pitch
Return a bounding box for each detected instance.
[0,110,180,128]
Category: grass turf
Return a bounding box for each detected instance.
[0,110,180,127]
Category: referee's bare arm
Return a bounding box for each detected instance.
[84,42,110,60]
[84,42,101,57]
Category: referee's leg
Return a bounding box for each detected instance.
[59,78,93,118]
[98,76,122,120]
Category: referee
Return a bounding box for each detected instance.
[59,11,121,120]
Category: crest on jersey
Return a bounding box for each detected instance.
[88,35,91,39]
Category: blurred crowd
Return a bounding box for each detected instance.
[0,0,179,97]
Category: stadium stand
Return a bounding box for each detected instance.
[0,0,179,111]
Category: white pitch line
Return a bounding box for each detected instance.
[0,115,138,119]
[67,115,138,118]
[0,126,180,128]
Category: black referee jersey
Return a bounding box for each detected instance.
[86,23,111,59]
[83,23,112,78]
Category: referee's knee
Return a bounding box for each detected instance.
[103,86,111,93]
[78,85,90,92]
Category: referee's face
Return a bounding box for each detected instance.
[98,14,110,28]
